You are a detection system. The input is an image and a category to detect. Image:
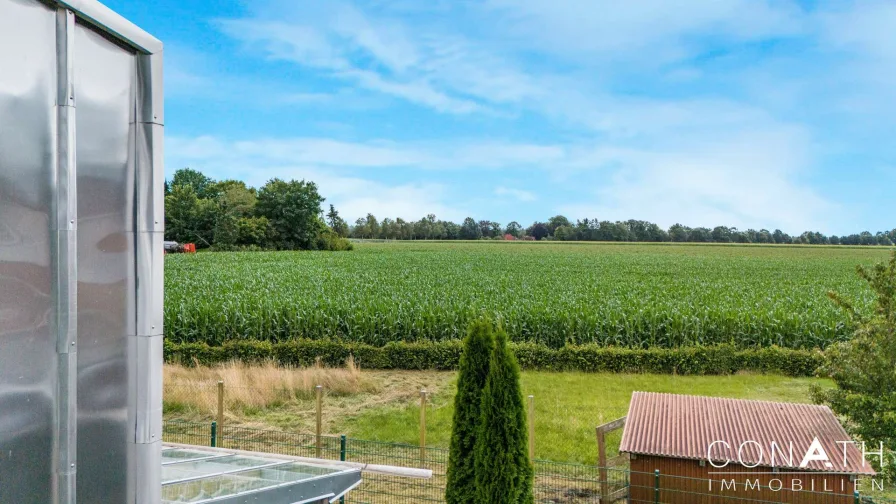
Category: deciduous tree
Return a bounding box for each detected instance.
[461,217,482,240]
[812,252,896,480]
[255,178,325,250]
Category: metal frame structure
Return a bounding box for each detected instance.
[1,0,162,502]
[60,3,164,503]
[160,446,363,504]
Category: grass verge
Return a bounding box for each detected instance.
[164,364,830,465]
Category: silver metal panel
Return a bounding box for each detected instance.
[59,0,163,53]
[53,228,78,353]
[137,52,164,125]
[130,334,163,443]
[53,79,76,232]
[0,1,58,502]
[129,440,163,504]
[54,351,78,499]
[55,8,75,108]
[136,122,165,232]
[136,231,165,335]
[132,12,164,504]
[74,18,136,503]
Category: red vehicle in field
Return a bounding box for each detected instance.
[163,241,196,254]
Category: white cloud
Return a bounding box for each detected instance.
[216,1,539,114]
[167,135,568,171]
[329,181,464,223]
[263,166,463,222]
[817,1,896,62]
[559,128,839,233]
[345,69,482,114]
[495,186,536,202]
[483,0,805,62]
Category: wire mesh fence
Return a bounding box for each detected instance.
[163,420,615,503]
[163,420,896,504]
[163,377,609,465]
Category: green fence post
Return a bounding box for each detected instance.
[339,435,347,504]
[210,421,217,448]
[654,469,660,504]
[854,490,859,504]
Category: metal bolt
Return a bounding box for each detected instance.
[70,220,74,224]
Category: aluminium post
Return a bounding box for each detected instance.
[52,7,78,504]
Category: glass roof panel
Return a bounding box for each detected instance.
[161,455,282,484]
[161,445,358,504]
[162,449,226,465]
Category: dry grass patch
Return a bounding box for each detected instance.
[164,358,378,419]
[163,361,453,434]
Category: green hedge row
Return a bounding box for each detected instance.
[164,340,823,377]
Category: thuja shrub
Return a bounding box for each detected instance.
[446,319,495,504]
[474,327,533,503]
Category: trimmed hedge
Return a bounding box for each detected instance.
[164,340,823,377]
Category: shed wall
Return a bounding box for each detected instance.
[630,455,854,504]
[0,0,163,502]
[74,19,136,503]
[0,0,58,501]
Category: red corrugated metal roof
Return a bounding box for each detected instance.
[619,392,875,475]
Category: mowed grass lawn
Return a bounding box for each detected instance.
[164,365,830,465]
[344,371,830,464]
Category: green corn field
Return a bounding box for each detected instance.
[164,242,891,349]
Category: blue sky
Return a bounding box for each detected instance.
[108,0,895,235]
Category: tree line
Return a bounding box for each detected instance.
[351,213,896,246]
[165,167,895,249]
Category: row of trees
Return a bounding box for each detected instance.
[164,168,352,251]
[351,213,896,246]
[165,167,894,249]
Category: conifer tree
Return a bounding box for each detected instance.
[474,327,534,503]
[445,319,495,503]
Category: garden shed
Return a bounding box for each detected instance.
[620,392,875,504]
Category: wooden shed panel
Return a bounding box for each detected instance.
[631,455,854,504]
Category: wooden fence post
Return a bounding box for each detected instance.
[597,426,607,503]
[595,416,626,504]
[419,389,427,464]
[216,380,224,447]
[527,395,535,463]
[316,385,323,458]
